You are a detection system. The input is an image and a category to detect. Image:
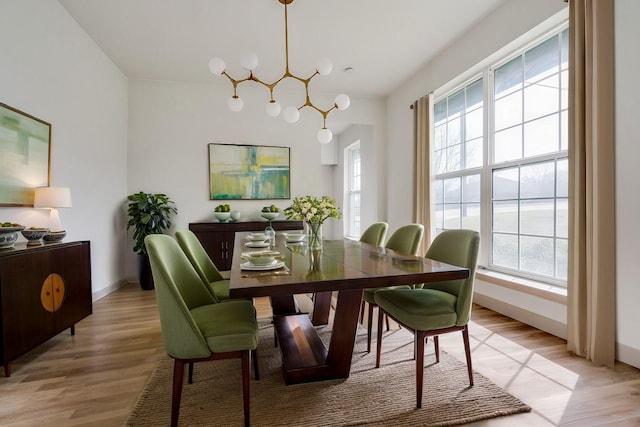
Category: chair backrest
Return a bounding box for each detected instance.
[145,234,216,359]
[424,229,480,326]
[176,229,224,298]
[384,223,424,255]
[359,222,388,247]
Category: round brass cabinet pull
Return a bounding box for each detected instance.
[40,273,66,312]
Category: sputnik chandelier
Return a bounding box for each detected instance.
[208,0,350,144]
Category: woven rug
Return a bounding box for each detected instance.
[126,320,530,426]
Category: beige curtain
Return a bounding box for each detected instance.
[567,0,616,366]
[414,94,433,255]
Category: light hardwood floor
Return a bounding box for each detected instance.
[1,283,639,426]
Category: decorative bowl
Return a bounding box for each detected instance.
[21,227,50,244]
[230,210,241,221]
[260,211,280,221]
[244,253,276,266]
[0,225,25,249]
[214,211,231,222]
[247,233,268,242]
[282,232,305,242]
[43,230,66,243]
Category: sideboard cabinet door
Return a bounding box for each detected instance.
[0,250,54,363]
[51,242,92,334]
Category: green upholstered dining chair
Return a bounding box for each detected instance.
[374,229,480,409]
[175,229,230,303]
[361,223,424,352]
[359,222,388,247]
[145,234,259,427]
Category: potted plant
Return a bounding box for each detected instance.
[127,191,177,290]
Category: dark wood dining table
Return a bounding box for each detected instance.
[229,232,469,385]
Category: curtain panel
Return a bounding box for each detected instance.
[414,94,433,256]
[567,0,616,367]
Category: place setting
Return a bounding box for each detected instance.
[239,250,290,277]
[281,231,305,244]
[244,232,271,248]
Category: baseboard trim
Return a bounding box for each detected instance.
[473,292,567,340]
[92,280,129,302]
[617,342,640,370]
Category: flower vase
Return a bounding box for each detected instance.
[305,249,325,281]
[306,221,323,251]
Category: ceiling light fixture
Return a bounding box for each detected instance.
[208,0,350,144]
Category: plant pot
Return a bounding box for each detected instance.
[138,253,154,290]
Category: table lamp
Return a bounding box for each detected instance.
[33,187,72,232]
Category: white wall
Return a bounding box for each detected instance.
[0,0,128,299]
[386,0,640,368]
[614,0,640,368]
[126,79,384,279]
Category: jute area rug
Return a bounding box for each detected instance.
[126,320,530,426]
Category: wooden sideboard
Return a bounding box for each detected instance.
[0,241,92,377]
[189,220,303,270]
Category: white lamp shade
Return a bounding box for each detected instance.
[228,96,244,112]
[335,94,351,110]
[240,52,259,71]
[316,57,333,76]
[317,128,333,144]
[265,100,282,117]
[208,57,226,75]
[34,187,72,208]
[283,106,300,123]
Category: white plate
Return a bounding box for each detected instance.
[240,260,285,271]
[245,241,270,248]
[285,237,306,243]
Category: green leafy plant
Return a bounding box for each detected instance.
[126,192,177,255]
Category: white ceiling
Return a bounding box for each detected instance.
[59,0,506,98]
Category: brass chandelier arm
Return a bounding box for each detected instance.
[222,68,334,113]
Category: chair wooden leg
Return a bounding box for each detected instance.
[359,300,365,323]
[252,348,260,380]
[366,303,374,353]
[188,362,194,384]
[416,331,426,409]
[375,306,384,368]
[241,351,251,427]
[385,314,390,331]
[273,319,278,347]
[171,359,186,427]
[434,335,440,363]
[462,327,474,386]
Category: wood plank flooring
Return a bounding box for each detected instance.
[1,283,639,426]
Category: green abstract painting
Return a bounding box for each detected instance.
[209,143,290,200]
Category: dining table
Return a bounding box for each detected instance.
[229,231,470,385]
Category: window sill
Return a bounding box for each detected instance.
[475,269,567,304]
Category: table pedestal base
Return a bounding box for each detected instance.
[272,288,363,384]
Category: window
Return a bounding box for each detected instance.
[344,142,361,238]
[433,26,568,286]
[433,79,483,234]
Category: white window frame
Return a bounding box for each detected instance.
[432,18,569,288]
[344,141,361,239]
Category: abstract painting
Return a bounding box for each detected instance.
[208,143,290,200]
[0,103,51,206]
